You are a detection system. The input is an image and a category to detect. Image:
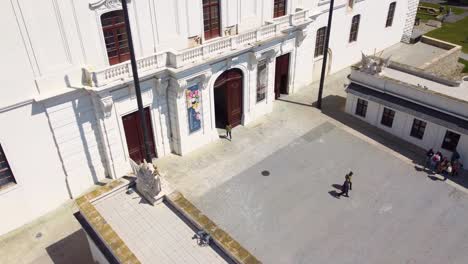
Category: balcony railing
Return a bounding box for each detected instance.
[86,9,310,87]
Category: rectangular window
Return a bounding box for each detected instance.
[386,2,397,27]
[186,85,202,133]
[441,130,461,151]
[273,0,287,18]
[410,118,426,139]
[256,61,267,102]
[314,27,327,58]
[380,108,395,127]
[101,11,130,65]
[349,15,361,43]
[0,144,16,189]
[203,0,221,40]
[355,98,368,117]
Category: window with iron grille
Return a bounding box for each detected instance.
[410,118,426,139]
[0,144,16,189]
[203,0,221,40]
[386,2,396,27]
[441,130,461,151]
[101,11,130,66]
[349,15,360,43]
[355,98,367,117]
[256,61,267,102]
[273,0,287,18]
[314,27,327,58]
[380,108,395,127]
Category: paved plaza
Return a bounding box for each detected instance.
[157,72,468,263]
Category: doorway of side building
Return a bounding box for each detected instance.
[274,53,290,99]
[122,107,157,163]
[214,68,243,129]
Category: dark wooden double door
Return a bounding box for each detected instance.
[214,69,243,128]
[122,108,157,163]
[275,53,290,99]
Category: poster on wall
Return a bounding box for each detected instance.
[186,84,202,133]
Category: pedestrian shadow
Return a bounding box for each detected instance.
[331,184,342,190]
[427,175,442,181]
[414,165,433,174]
[328,190,340,199]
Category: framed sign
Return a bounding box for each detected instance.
[186,85,202,133]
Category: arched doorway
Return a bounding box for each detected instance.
[214,69,243,128]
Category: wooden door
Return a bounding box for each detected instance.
[274,53,290,99]
[214,69,243,128]
[122,108,157,163]
[226,70,243,127]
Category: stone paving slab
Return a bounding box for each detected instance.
[190,123,468,263]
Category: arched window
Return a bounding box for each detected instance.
[273,0,287,18]
[203,0,221,40]
[349,15,360,43]
[101,10,130,65]
[314,27,327,58]
[386,2,397,27]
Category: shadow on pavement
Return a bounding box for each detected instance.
[46,229,93,264]
[328,190,340,199]
[284,94,468,190]
[331,184,342,190]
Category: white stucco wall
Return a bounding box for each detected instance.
[0,0,413,235]
[0,104,70,235]
[346,93,468,166]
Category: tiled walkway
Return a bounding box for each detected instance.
[94,189,228,264]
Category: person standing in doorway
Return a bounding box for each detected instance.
[226,123,232,141]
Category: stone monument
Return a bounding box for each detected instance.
[360,52,391,75]
[129,159,162,205]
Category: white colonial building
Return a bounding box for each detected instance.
[345,57,468,166]
[0,0,418,235]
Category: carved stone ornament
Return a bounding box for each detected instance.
[130,159,162,205]
[360,52,391,75]
[295,25,310,46]
[100,96,114,118]
[89,0,130,11]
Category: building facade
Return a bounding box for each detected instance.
[345,59,468,167]
[0,0,416,235]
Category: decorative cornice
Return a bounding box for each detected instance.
[89,0,130,11]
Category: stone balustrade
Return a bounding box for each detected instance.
[86,9,310,87]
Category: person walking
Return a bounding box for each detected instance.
[346,171,353,191]
[425,148,434,169]
[225,123,232,141]
[337,178,351,198]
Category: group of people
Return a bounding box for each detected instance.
[337,171,353,198]
[425,148,463,180]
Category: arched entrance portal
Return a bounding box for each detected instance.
[214,69,243,129]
